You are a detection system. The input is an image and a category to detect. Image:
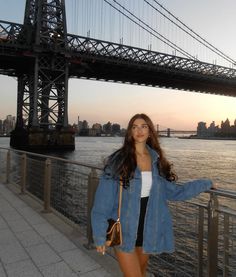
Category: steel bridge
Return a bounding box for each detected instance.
[0,0,236,150]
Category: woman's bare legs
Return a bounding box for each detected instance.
[115,247,149,277]
[135,247,149,276]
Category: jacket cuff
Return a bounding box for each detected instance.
[93,236,106,247]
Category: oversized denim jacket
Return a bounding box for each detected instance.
[91,147,212,254]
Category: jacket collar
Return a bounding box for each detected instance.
[146,144,159,164]
[134,144,159,177]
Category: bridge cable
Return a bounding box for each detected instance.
[145,0,236,65]
[105,0,195,59]
[100,0,104,40]
[104,0,196,60]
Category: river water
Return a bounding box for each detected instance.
[70,136,236,190]
[0,136,235,189]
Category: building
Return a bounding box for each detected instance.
[2,115,16,135]
[197,119,236,138]
[111,123,121,135]
[103,121,112,134]
[197,122,208,137]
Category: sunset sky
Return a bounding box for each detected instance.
[0,0,236,130]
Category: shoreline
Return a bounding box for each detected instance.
[178,136,236,141]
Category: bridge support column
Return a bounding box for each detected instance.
[10,0,75,151]
[167,128,171,137]
[10,57,75,151]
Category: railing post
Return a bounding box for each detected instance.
[43,158,52,213]
[198,206,204,277]
[20,153,27,194]
[207,192,219,277]
[223,214,229,277]
[85,168,99,249]
[6,150,11,184]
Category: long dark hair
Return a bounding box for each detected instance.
[105,113,177,184]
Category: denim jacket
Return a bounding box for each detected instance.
[91,147,212,254]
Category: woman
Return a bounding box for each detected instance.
[91,113,215,277]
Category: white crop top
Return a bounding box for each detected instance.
[141,171,152,197]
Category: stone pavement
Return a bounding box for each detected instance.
[0,182,122,277]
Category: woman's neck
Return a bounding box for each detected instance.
[135,143,148,156]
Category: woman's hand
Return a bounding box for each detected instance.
[96,245,106,255]
[211,182,218,189]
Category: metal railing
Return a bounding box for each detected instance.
[0,147,235,276]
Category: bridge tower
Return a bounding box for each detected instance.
[10,0,75,150]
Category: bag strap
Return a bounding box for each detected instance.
[117,178,123,220]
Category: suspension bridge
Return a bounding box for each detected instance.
[158,129,196,138]
[0,0,235,150]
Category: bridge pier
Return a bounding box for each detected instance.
[167,128,171,137]
[10,127,75,151]
[8,0,75,151]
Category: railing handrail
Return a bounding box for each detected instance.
[210,188,236,199]
[188,199,236,217]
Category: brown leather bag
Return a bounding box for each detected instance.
[106,180,123,247]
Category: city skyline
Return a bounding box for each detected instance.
[1,111,235,133]
[0,0,236,130]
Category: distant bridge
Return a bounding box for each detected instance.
[158,129,196,137]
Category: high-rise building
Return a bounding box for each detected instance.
[82,120,89,129]
[197,122,207,137]
[3,115,16,135]
[103,121,112,134]
[112,123,120,134]
[92,123,102,130]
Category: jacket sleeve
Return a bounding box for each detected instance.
[91,173,118,246]
[162,177,213,201]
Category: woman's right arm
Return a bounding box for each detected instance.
[91,173,117,248]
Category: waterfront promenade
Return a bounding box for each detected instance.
[0,182,121,277]
[0,146,235,276]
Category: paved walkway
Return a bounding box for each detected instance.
[0,182,121,277]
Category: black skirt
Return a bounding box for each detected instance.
[135,197,149,247]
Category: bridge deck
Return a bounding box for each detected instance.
[1,20,236,96]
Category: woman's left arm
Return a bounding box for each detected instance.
[163,177,214,201]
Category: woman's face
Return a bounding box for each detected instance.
[131,118,150,144]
